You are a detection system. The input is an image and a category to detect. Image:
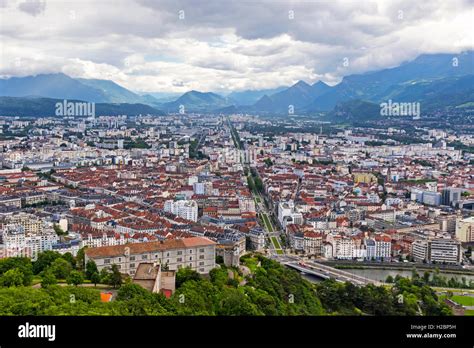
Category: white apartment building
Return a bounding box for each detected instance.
[412,238,461,264]
[366,235,392,260]
[85,237,216,275]
[1,224,58,260]
[278,201,294,225]
[330,236,354,259]
[164,199,198,222]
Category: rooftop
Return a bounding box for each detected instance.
[85,236,216,259]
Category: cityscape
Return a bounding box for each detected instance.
[0,1,473,345]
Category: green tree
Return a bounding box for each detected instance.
[172,279,217,315]
[0,268,25,287]
[422,271,431,284]
[76,247,87,271]
[116,283,150,301]
[109,265,122,289]
[62,252,76,269]
[209,267,228,287]
[90,272,101,287]
[41,269,57,287]
[85,260,99,280]
[176,267,201,288]
[50,258,73,279]
[33,251,62,274]
[217,288,261,315]
[0,257,33,285]
[100,268,111,284]
[67,271,84,286]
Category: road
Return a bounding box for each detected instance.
[226,117,285,256]
[285,260,384,286]
[267,253,384,286]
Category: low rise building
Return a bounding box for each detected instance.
[85,236,216,275]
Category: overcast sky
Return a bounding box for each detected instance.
[0,0,472,93]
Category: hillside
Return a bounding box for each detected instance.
[0,96,165,117]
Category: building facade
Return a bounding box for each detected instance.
[85,236,216,275]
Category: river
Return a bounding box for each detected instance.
[299,268,474,284]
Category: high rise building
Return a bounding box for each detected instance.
[164,200,198,222]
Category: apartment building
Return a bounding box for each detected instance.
[412,238,462,264]
[1,224,58,260]
[332,236,354,259]
[0,212,43,234]
[303,231,323,255]
[164,199,198,222]
[456,216,474,242]
[366,235,392,260]
[85,236,216,275]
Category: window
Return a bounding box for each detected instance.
[189,263,192,267]
[166,252,170,257]
[130,263,135,268]
[189,256,192,261]
[177,257,182,262]
[130,256,135,261]
[199,261,204,266]
[199,255,205,260]
[118,257,121,262]
[199,248,204,253]
[199,268,205,272]
[104,259,111,264]
[177,251,182,255]
[189,250,192,254]
[142,255,147,260]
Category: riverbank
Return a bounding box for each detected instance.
[320,260,474,276]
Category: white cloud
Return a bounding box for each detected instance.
[0,0,472,93]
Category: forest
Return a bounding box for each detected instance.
[0,251,452,316]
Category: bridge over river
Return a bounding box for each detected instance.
[285,260,385,286]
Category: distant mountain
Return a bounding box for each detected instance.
[311,81,332,96]
[162,90,233,113]
[77,78,159,104]
[325,100,381,123]
[0,96,165,117]
[324,75,474,123]
[252,80,331,113]
[0,73,109,102]
[0,73,162,106]
[140,92,182,103]
[252,94,274,111]
[381,75,474,103]
[1,51,473,117]
[306,51,474,112]
[227,86,287,105]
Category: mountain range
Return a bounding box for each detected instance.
[0,51,473,118]
[0,96,165,117]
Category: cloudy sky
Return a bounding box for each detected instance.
[0,0,472,94]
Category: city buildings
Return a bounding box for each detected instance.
[412,238,462,264]
[164,199,199,222]
[85,236,216,275]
